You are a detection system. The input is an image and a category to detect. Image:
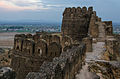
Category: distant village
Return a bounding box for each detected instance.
[114,24,120,34]
[0,24,61,33]
[0,23,120,34]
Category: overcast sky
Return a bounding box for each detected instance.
[0,0,119,23]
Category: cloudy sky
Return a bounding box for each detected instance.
[0,0,119,23]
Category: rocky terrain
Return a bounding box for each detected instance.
[0,67,16,79]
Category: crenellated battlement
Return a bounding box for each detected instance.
[62,6,94,41]
[63,6,93,17]
[26,44,86,79]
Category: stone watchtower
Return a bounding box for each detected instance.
[61,7,94,41]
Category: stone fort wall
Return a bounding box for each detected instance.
[61,6,94,41]
[26,44,86,79]
[10,6,102,79]
[11,32,78,79]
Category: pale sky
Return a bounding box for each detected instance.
[0,0,120,23]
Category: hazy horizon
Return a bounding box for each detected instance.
[0,0,120,23]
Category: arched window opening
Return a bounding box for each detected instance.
[16,46,19,50]
[38,49,42,56]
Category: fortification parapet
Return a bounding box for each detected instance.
[103,21,113,36]
[83,37,92,52]
[82,6,87,14]
[104,21,112,26]
[89,13,99,38]
[105,38,119,60]
[62,6,94,41]
[26,43,86,79]
[71,7,76,13]
[98,17,102,22]
[63,8,71,17]
[93,11,97,16]
[15,34,26,39]
[76,7,82,14]
[26,34,33,40]
[88,7,93,12]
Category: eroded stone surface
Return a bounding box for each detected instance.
[0,67,16,79]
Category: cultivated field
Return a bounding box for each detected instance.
[0,32,32,49]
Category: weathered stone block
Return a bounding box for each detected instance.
[47,42,62,59]
[82,37,92,52]
[35,40,47,57]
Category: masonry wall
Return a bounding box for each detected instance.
[103,21,113,36]
[11,6,95,79]
[89,11,100,38]
[105,37,120,61]
[26,43,86,79]
[82,37,92,52]
[61,7,94,41]
[11,33,75,79]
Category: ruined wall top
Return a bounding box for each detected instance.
[62,6,94,41]
[63,6,93,16]
[13,32,75,58]
[26,43,86,79]
[103,21,112,26]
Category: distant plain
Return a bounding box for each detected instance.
[0,32,32,49]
